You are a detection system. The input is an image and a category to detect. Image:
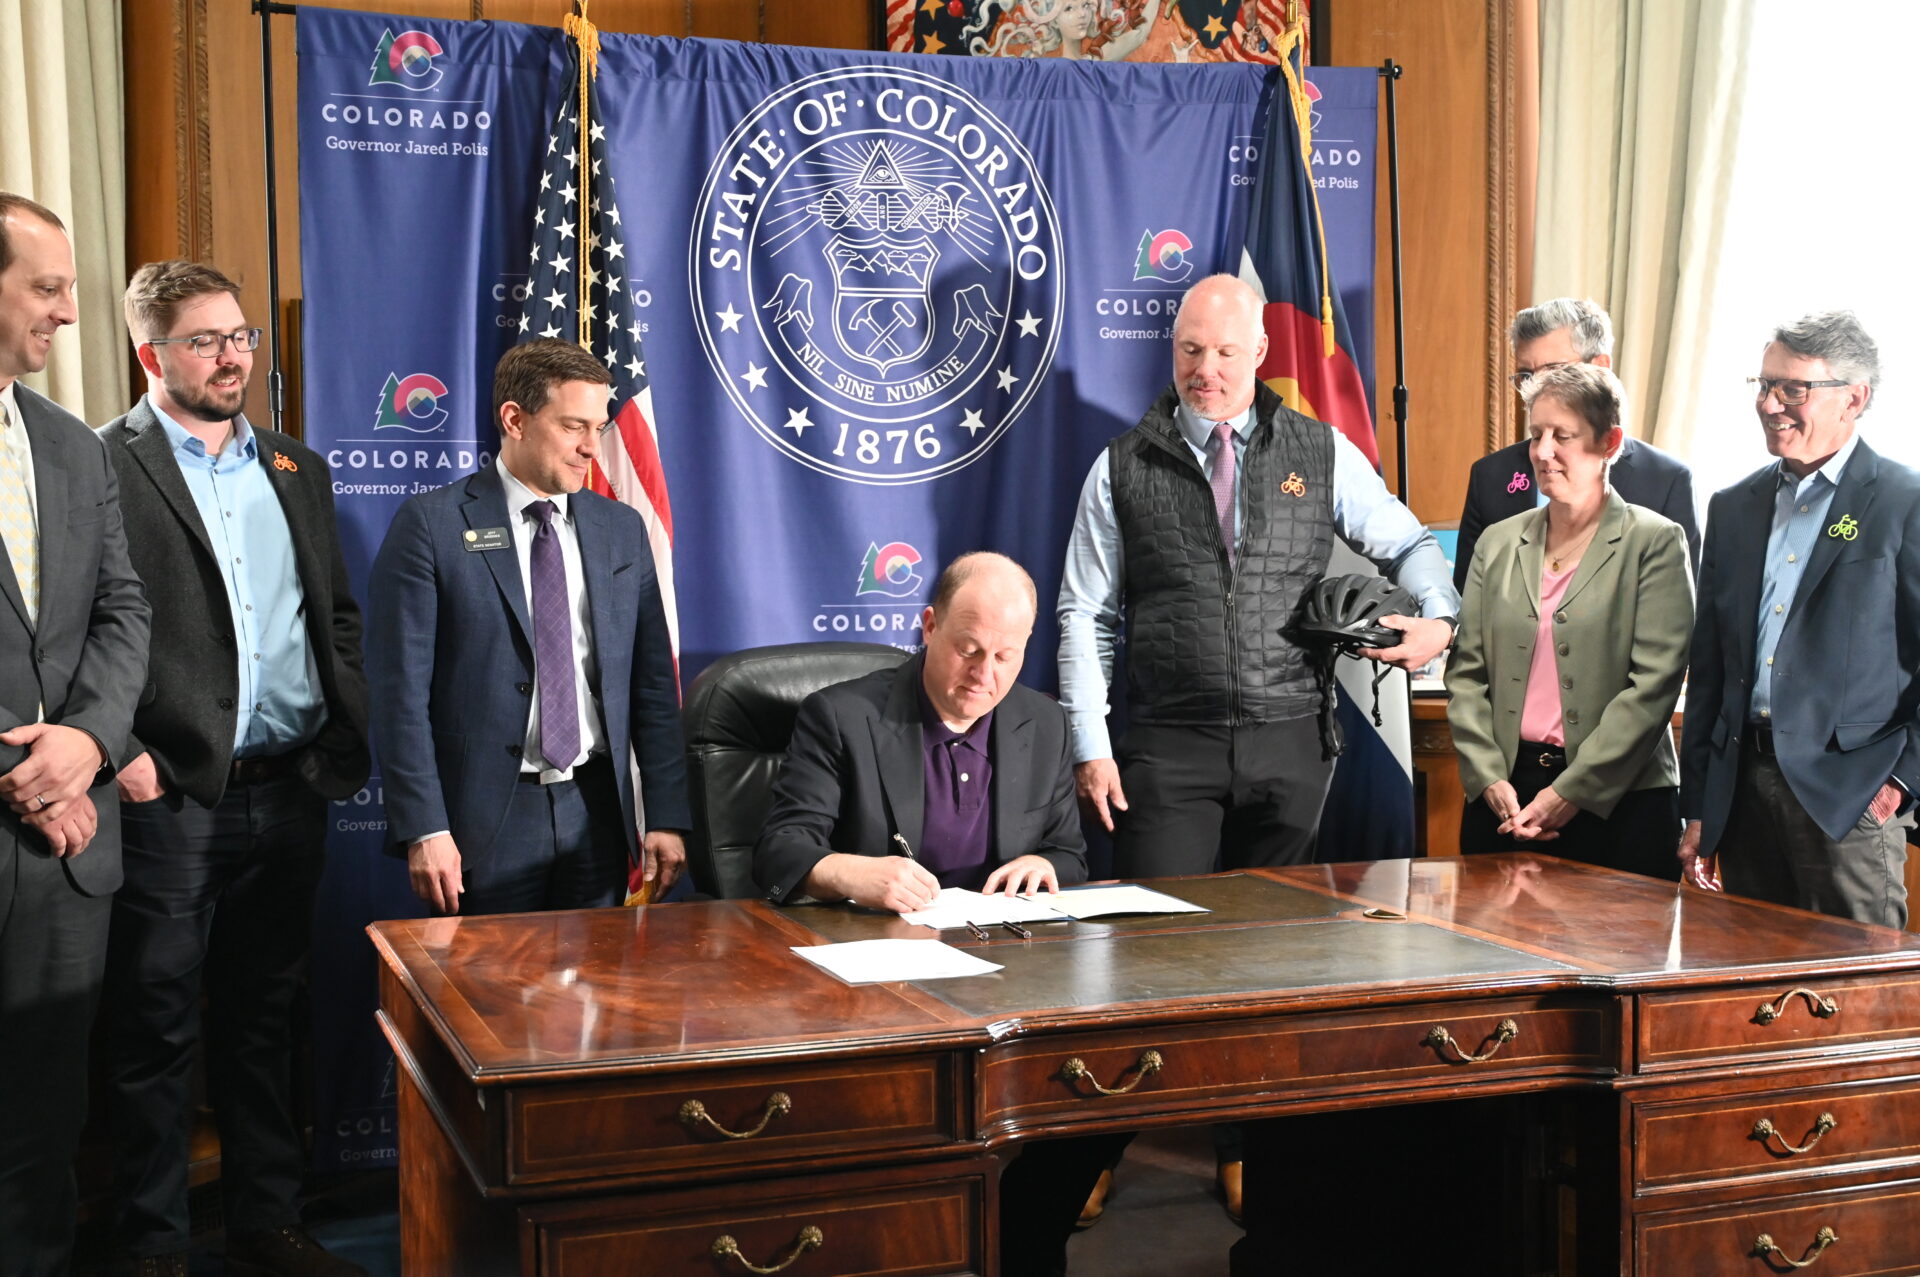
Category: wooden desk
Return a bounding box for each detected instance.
[373,858,1920,1276]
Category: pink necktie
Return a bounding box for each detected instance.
[1209,421,1236,567]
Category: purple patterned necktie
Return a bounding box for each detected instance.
[1209,421,1236,568]
[526,500,580,769]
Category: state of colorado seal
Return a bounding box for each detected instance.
[690,66,1063,485]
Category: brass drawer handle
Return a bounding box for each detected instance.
[1424,1017,1519,1063]
[1754,988,1840,1025]
[712,1225,823,1274]
[679,1091,792,1140]
[1751,1112,1838,1155]
[1751,1225,1838,1268]
[1060,1049,1163,1096]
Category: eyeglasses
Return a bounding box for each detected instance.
[146,328,263,359]
[1747,377,1850,406]
[1509,362,1574,390]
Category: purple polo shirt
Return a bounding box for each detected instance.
[916,682,995,889]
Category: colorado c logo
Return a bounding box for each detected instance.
[1134,229,1194,283]
[856,541,925,598]
[369,29,445,94]
[691,66,1063,486]
[374,372,450,434]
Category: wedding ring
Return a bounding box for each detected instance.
[34,794,48,810]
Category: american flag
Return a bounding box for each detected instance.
[518,48,678,655]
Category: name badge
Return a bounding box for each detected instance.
[463,527,511,552]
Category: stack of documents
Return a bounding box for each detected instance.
[901,884,1208,931]
[791,938,1003,985]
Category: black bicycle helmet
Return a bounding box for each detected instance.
[1292,573,1419,651]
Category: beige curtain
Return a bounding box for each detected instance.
[0,0,125,425]
[1531,0,1756,456]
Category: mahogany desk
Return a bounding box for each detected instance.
[371,857,1920,1275]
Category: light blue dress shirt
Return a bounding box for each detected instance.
[1750,431,1861,723]
[1057,400,1459,761]
[153,402,322,756]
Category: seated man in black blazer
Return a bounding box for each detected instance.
[756,550,1085,909]
[756,551,1108,1277]
[1455,297,1699,590]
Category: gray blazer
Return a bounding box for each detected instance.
[99,397,370,806]
[1446,491,1692,818]
[0,384,149,895]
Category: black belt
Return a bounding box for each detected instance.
[1747,724,1777,757]
[1519,740,1567,772]
[228,752,298,786]
[517,754,612,785]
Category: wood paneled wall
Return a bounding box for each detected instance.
[123,0,1521,514]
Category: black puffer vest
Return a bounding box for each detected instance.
[1110,383,1336,724]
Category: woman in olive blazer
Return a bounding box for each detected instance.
[1446,364,1693,878]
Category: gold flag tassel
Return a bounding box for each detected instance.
[1273,18,1337,360]
[564,2,600,349]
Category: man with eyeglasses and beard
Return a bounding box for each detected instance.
[97,262,370,1276]
[1680,310,1920,930]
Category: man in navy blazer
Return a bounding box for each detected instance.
[1680,311,1919,927]
[1454,298,1698,590]
[367,340,689,915]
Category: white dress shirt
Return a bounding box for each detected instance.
[498,462,608,779]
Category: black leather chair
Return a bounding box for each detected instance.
[681,642,912,898]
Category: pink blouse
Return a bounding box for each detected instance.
[1518,561,1578,747]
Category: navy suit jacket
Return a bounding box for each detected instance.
[1455,436,1699,591]
[1681,439,1920,850]
[753,656,1088,904]
[366,464,689,870]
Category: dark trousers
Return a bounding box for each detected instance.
[1720,745,1913,928]
[1460,743,1682,882]
[104,772,328,1256]
[1114,720,1335,878]
[999,1133,1133,1277]
[460,756,629,916]
[0,832,110,1277]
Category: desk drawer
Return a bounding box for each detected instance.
[1634,1073,1920,1195]
[1638,974,1920,1071]
[1636,1179,1920,1275]
[523,1162,985,1277]
[980,996,1611,1130]
[505,1054,960,1185]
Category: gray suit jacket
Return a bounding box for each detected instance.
[98,398,370,806]
[0,384,149,895]
[754,656,1088,903]
[1446,491,1693,818]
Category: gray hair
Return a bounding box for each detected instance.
[1771,310,1880,405]
[1509,298,1613,360]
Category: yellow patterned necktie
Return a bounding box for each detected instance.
[0,397,39,626]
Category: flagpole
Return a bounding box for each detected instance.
[253,0,297,433]
[1378,59,1409,504]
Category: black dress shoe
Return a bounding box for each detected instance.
[224,1226,367,1277]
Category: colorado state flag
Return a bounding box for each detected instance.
[1239,31,1413,861]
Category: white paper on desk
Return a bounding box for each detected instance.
[1047,885,1209,919]
[790,938,1003,985]
[901,887,1067,931]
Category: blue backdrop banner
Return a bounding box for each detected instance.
[297,7,1375,1168]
